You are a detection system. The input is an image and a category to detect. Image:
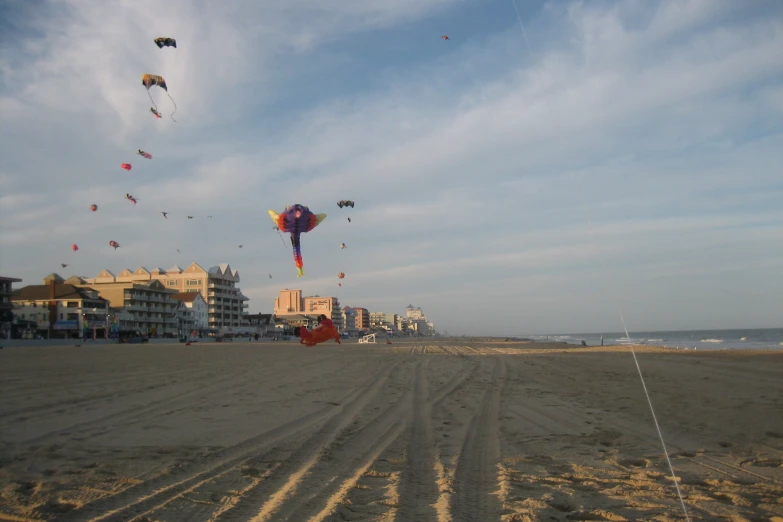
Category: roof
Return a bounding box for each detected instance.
[0,276,23,283]
[246,313,273,325]
[12,284,108,302]
[172,292,202,303]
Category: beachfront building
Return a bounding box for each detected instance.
[350,307,370,332]
[370,312,398,333]
[73,272,179,336]
[172,292,208,331]
[342,306,357,333]
[245,313,274,336]
[173,300,195,336]
[405,304,434,336]
[274,289,343,331]
[11,275,110,338]
[83,263,249,330]
[1,276,22,339]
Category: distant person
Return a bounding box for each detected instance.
[581,340,587,346]
[254,333,259,342]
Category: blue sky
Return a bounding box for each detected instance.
[1,0,782,335]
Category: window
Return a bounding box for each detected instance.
[186,279,200,286]
[59,313,63,320]
[168,280,178,287]
[187,288,199,293]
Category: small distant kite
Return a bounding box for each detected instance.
[109,240,120,250]
[187,216,193,219]
[340,243,346,249]
[142,74,177,121]
[268,204,327,277]
[338,272,345,279]
[347,217,351,223]
[90,204,98,212]
[61,263,68,268]
[442,35,450,40]
[150,107,162,119]
[269,274,272,279]
[137,150,152,159]
[238,245,243,248]
[162,212,168,219]
[71,244,79,252]
[154,37,177,49]
[121,163,132,171]
[337,200,355,208]
[125,193,138,205]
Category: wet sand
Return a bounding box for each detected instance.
[1,340,782,521]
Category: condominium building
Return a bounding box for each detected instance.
[274,289,343,330]
[72,272,179,336]
[351,307,370,331]
[80,263,249,329]
[11,275,110,338]
[369,312,398,332]
[1,276,22,338]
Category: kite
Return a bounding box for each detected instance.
[338,272,345,279]
[109,240,120,250]
[442,35,450,40]
[238,245,243,248]
[150,107,162,119]
[268,204,327,277]
[61,264,68,268]
[269,274,272,279]
[121,163,132,171]
[125,193,138,205]
[187,216,193,219]
[71,244,79,252]
[299,315,340,347]
[340,243,346,249]
[142,74,177,121]
[90,204,98,212]
[162,212,168,219]
[348,217,351,223]
[337,200,355,208]
[154,37,177,49]
[137,150,152,159]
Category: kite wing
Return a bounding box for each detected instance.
[142,74,168,91]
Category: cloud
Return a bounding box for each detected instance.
[1,0,782,335]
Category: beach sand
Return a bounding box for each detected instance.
[1,340,782,521]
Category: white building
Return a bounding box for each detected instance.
[172,292,208,331]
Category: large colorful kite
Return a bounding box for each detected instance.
[268,204,326,277]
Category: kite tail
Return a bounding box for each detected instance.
[147,91,158,112]
[291,235,304,277]
[167,93,178,122]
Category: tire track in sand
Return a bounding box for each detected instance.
[451,356,507,522]
[56,356,405,522]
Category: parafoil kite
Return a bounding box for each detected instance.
[337,200,355,208]
[90,204,98,212]
[154,37,177,49]
[109,240,120,250]
[71,244,79,251]
[299,323,341,347]
[137,150,152,159]
[338,272,345,279]
[142,74,177,121]
[125,194,138,205]
[268,204,327,277]
[121,163,132,171]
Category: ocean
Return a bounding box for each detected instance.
[525,328,783,350]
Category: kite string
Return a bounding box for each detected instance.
[147,91,158,112]
[167,93,178,122]
[510,0,533,56]
[587,221,690,522]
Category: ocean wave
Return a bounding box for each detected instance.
[701,339,723,343]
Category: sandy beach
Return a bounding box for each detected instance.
[1,340,782,521]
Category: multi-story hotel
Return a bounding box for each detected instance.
[369,312,398,332]
[80,263,249,329]
[1,276,22,338]
[71,273,179,336]
[274,289,343,330]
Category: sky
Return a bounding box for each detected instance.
[1,0,782,336]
